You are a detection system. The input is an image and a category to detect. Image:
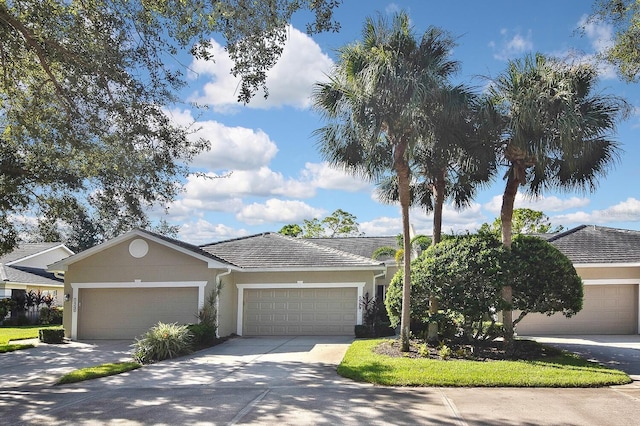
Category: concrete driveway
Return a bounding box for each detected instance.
[0,339,133,388]
[525,334,640,381]
[1,335,640,425]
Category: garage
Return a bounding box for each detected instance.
[516,284,639,335]
[243,287,358,336]
[77,287,199,339]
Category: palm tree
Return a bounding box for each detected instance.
[312,12,459,351]
[489,53,628,344]
[376,85,498,245]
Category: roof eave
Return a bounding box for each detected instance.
[47,229,235,272]
[236,265,387,272]
[573,262,640,268]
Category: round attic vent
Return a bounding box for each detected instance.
[129,239,149,258]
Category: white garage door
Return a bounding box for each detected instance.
[78,287,199,339]
[244,287,357,336]
[516,284,638,335]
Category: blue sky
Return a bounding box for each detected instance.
[157,1,640,245]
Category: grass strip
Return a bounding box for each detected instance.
[0,343,35,353]
[338,339,632,387]
[56,362,141,385]
[0,325,62,344]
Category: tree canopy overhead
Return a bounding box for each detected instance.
[0,0,341,254]
[589,0,640,82]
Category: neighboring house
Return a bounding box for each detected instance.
[0,242,74,305]
[517,225,640,335]
[48,225,640,340]
[48,230,390,340]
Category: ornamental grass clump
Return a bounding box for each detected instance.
[132,322,193,364]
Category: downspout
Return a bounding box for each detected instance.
[215,268,232,338]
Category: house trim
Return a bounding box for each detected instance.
[235,282,366,336]
[575,262,640,268]
[69,280,207,340]
[582,279,640,285]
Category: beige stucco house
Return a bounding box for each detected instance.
[517,225,640,335]
[48,224,640,340]
[49,230,393,340]
[1,242,73,305]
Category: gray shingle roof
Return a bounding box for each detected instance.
[1,265,63,285]
[0,242,64,265]
[135,228,231,265]
[200,233,385,269]
[310,236,398,259]
[548,225,640,264]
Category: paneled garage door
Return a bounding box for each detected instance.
[243,287,357,335]
[78,287,199,339]
[516,284,638,335]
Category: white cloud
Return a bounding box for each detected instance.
[180,167,315,202]
[553,197,640,225]
[360,216,402,236]
[483,193,590,214]
[300,162,372,192]
[361,202,487,237]
[572,15,618,79]
[578,14,614,53]
[168,109,278,171]
[236,199,325,225]
[178,219,249,245]
[189,26,333,111]
[491,29,534,61]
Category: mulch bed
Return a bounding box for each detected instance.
[373,338,562,361]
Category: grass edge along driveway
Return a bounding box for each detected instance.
[338,338,631,387]
[0,325,62,353]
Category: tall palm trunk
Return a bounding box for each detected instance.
[432,170,446,245]
[395,140,412,352]
[427,170,446,342]
[500,169,520,348]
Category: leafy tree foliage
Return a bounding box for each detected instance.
[508,235,583,327]
[0,0,341,254]
[278,209,363,238]
[588,0,640,82]
[278,224,303,237]
[386,235,505,343]
[386,234,583,344]
[478,208,564,237]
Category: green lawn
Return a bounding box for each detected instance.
[338,339,632,387]
[56,362,141,385]
[0,325,63,352]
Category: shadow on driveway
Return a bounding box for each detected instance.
[524,335,640,380]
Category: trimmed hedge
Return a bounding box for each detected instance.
[39,328,65,344]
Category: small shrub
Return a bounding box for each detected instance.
[418,343,429,358]
[439,344,452,360]
[187,323,217,348]
[0,298,15,321]
[455,346,473,359]
[15,314,31,326]
[39,328,65,344]
[39,307,63,325]
[132,322,193,364]
[354,325,372,338]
